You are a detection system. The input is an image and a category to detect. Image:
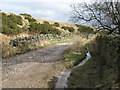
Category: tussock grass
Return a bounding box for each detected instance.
[0,33,11,44]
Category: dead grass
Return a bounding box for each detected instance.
[67,34,96,52]
[2,42,20,58]
[0,33,34,44]
[0,33,11,44]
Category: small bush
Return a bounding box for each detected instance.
[43,21,49,24]
[29,23,61,35]
[2,13,23,35]
[2,26,23,35]
[2,42,21,58]
[77,24,94,34]
[62,26,75,32]
[97,29,109,35]
[20,13,36,23]
[18,42,31,53]
[25,17,36,23]
[20,13,31,17]
[8,14,22,25]
[53,22,60,27]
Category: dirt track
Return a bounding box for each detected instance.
[2,42,73,88]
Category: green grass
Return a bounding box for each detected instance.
[61,26,75,32]
[76,24,94,34]
[25,17,36,23]
[64,52,86,68]
[2,12,62,36]
[67,35,120,88]
[67,58,100,88]
[20,13,32,17]
[2,13,23,35]
[63,43,88,68]
[29,23,61,35]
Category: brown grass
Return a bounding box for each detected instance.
[69,35,96,52]
[0,33,34,44]
[0,33,11,44]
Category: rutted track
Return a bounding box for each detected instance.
[2,42,73,88]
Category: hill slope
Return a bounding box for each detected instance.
[0,11,97,44]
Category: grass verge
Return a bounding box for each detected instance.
[67,35,120,88]
[63,35,95,68]
[63,44,88,68]
[2,38,73,59]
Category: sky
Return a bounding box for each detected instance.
[0,0,94,23]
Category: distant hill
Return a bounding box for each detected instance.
[1,11,77,35]
[0,11,108,44]
[0,11,96,35]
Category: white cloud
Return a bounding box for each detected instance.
[0,0,95,22]
[31,9,56,19]
[0,0,93,3]
[0,2,57,21]
[0,3,27,10]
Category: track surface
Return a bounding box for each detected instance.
[2,43,73,88]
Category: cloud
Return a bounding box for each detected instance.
[0,2,67,21]
[1,0,92,3]
[0,0,94,22]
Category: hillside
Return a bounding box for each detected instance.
[1,11,76,35]
[0,11,98,44]
[0,11,99,59]
[1,11,120,89]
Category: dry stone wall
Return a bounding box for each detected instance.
[9,33,74,46]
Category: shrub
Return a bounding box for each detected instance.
[89,36,120,88]
[25,17,36,23]
[96,29,109,35]
[77,25,94,34]
[61,26,75,32]
[20,13,36,23]
[53,22,60,27]
[18,42,31,53]
[29,23,61,35]
[2,25,23,35]
[2,42,21,58]
[20,13,31,17]
[8,14,23,25]
[43,21,49,24]
[2,13,23,35]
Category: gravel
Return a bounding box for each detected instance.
[2,42,73,88]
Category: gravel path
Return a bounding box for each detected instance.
[2,42,73,88]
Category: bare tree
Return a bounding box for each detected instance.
[70,0,120,34]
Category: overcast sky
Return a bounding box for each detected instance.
[0,0,94,23]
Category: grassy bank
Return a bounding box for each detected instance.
[67,35,120,88]
[63,43,88,68]
[63,35,95,68]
